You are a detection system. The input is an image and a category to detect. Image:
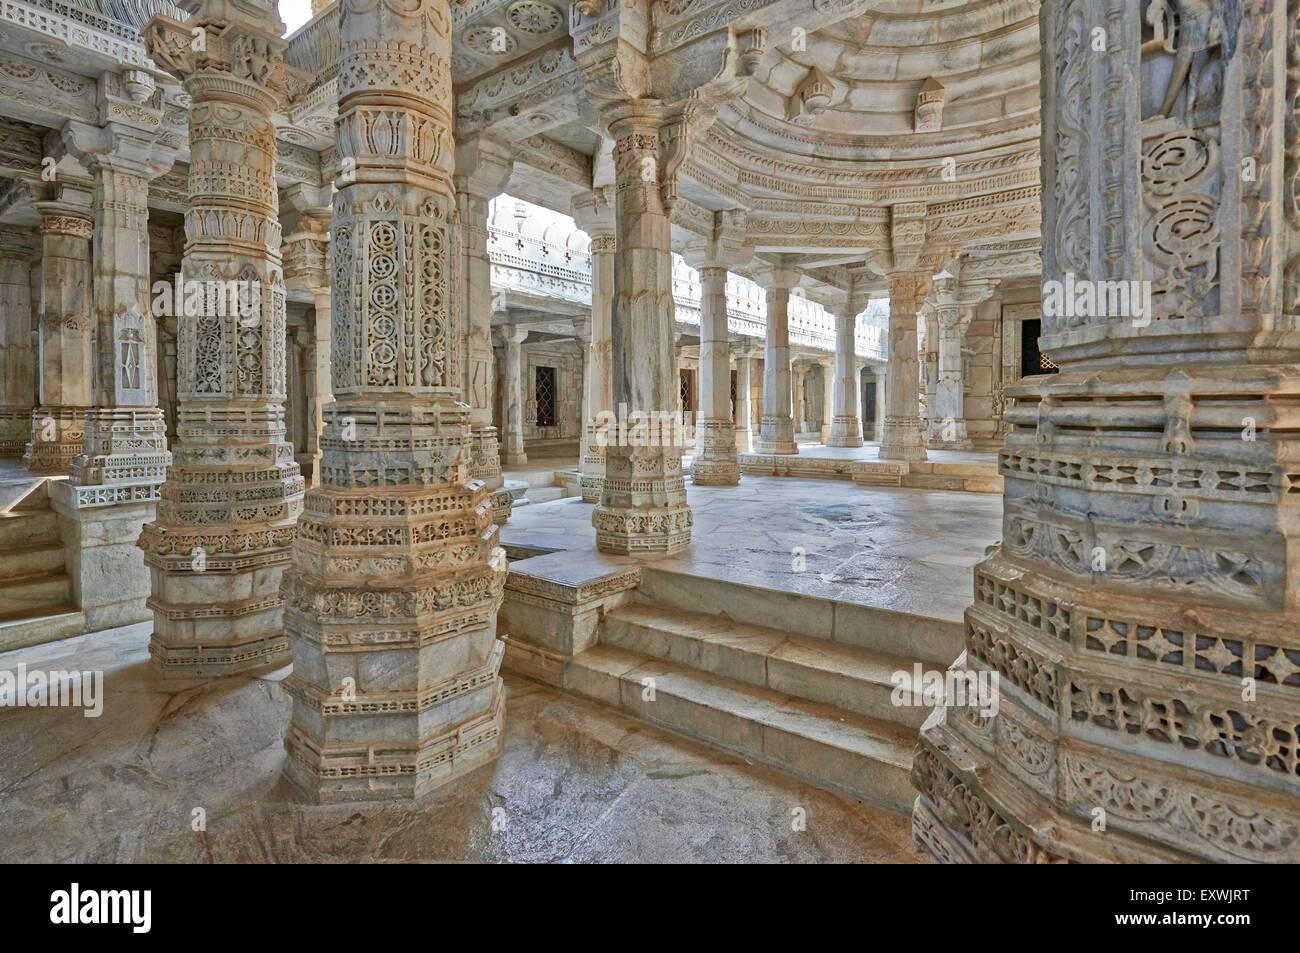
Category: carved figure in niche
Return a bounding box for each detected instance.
[1147,0,1239,118]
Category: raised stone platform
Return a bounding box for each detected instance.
[498,477,1003,812]
[734,442,1002,494]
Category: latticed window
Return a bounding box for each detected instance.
[730,370,738,420]
[535,365,556,427]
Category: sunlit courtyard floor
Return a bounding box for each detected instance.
[503,474,1004,625]
[0,622,921,863]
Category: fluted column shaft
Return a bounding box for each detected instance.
[26,207,93,473]
[829,311,863,447]
[693,266,739,485]
[880,272,929,461]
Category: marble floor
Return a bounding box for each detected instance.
[503,475,1003,625]
[0,623,920,863]
[759,440,1000,469]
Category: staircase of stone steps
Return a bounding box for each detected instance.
[561,600,950,813]
[0,482,83,651]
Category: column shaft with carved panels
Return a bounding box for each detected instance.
[0,227,36,458]
[25,204,93,474]
[280,0,507,802]
[592,110,692,556]
[914,0,1300,865]
[141,3,305,677]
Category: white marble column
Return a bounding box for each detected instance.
[63,112,175,501]
[455,135,512,502]
[817,358,833,443]
[733,347,754,453]
[591,107,692,556]
[281,198,332,485]
[0,226,36,458]
[572,189,615,503]
[755,267,799,454]
[692,265,739,485]
[500,326,528,466]
[141,2,304,676]
[880,272,930,461]
[829,311,863,447]
[25,199,93,474]
[279,0,507,801]
[927,292,973,449]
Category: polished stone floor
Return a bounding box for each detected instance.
[0,623,920,863]
[504,475,1003,624]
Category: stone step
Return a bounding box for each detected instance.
[0,509,60,549]
[901,473,1002,494]
[605,603,939,729]
[565,644,916,811]
[0,571,73,617]
[635,566,965,667]
[528,486,568,503]
[0,541,66,579]
[0,606,85,653]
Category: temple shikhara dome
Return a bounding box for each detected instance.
[0,0,1293,877]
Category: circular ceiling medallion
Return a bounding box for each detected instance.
[507,1,563,36]
[465,26,518,56]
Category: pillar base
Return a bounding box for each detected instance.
[469,425,503,489]
[828,416,864,448]
[70,407,170,489]
[693,417,739,486]
[0,407,28,457]
[756,415,797,455]
[23,407,86,474]
[593,503,692,557]
[502,450,528,466]
[579,423,607,503]
[48,482,155,633]
[282,658,506,805]
[880,416,928,461]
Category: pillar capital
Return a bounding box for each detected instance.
[752,263,802,293]
[571,186,616,239]
[454,134,514,201]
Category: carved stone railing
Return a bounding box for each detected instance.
[488,219,887,361]
[0,0,187,69]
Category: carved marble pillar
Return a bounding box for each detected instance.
[140,3,305,676]
[818,358,833,442]
[791,360,808,434]
[925,272,973,449]
[280,0,507,802]
[282,201,333,485]
[500,325,528,466]
[25,200,93,474]
[455,135,512,506]
[692,265,738,485]
[880,272,930,461]
[573,190,615,503]
[829,311,863,447]
[914,0,1300,864]
[0,226,36,458]
[733,347,754,453]
[754,267,799,454]
[591,108,692,556]
[63,115,175,502]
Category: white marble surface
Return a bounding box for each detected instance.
[503,475,1002,624]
